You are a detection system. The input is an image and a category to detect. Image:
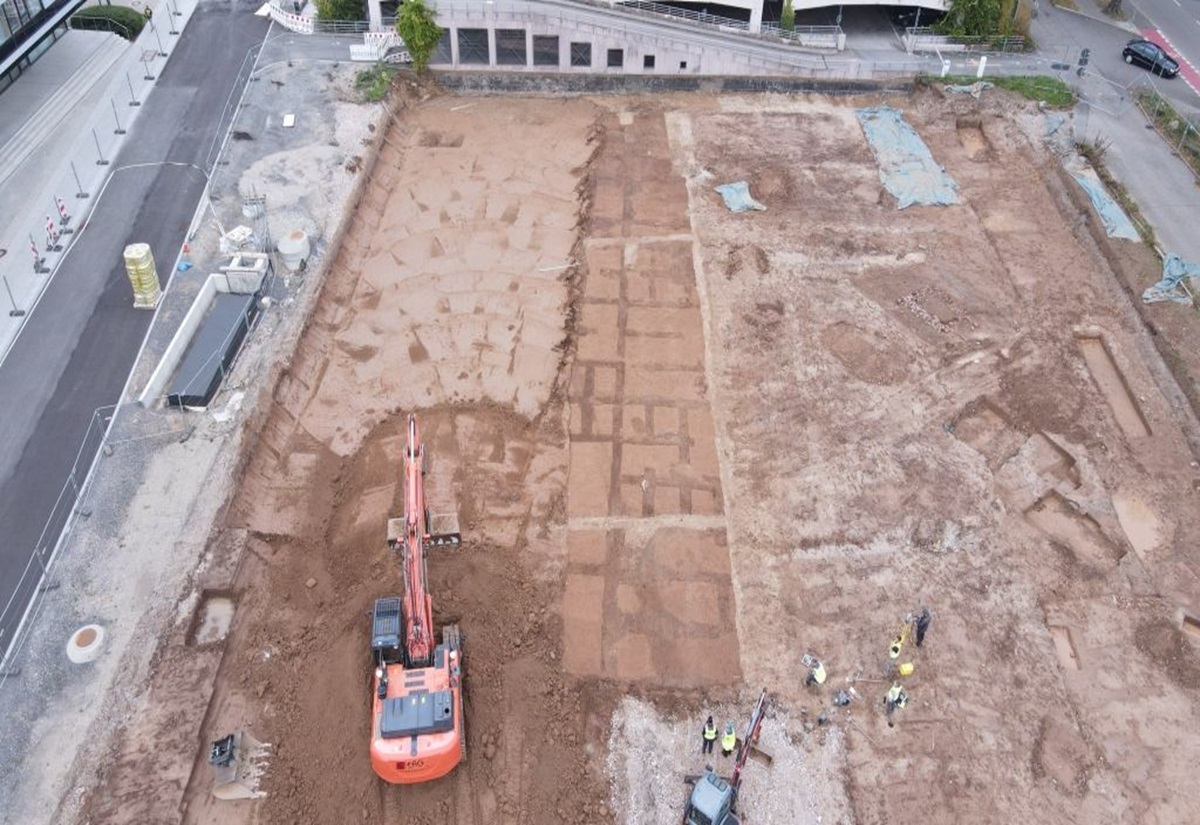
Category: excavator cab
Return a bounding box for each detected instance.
[683,770,739,825]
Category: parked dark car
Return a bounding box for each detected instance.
[1122,39,1180,77]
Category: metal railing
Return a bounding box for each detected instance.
[612,0,749,31]
[760,22,843,40]
[1131,78,1200,182]
[905,26,1028,54]
[312,18,372,34]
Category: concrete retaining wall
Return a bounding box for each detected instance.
[434,70,913,95]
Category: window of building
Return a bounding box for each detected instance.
[643,54,655,70]
[570,42,591,68]
[533,35,558,67]
[433,30,452,65]
[457,28,489,65]
[680,60,688,70]
[607,48,623,68]
[495,28,526,66]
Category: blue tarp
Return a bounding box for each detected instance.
[854,107,959,209]
[714,181,767,213]
[1143,253,1200,305]
[1071,168,1139,241]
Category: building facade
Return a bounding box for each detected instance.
[0,0,87,94]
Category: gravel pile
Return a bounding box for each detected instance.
[606,695,853,824]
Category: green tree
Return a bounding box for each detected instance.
[936,0,1003,36]
[781,0,795,32]
[314,0,364,22]
[397,0,442,72]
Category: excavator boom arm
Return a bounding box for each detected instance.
[730,688,768,791]
[401,414,435,665]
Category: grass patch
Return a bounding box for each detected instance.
[990,75,1075,107]
[1092,0,1130,20]
[935,74,1075,107]
[1052,0,1079,9]
[354,63,396,102]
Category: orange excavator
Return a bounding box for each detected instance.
[369,413,464,784]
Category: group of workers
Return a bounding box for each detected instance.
[802,606,932,728]
[701,715,737,757]
[883,606,931,726]
[700,606,935,753]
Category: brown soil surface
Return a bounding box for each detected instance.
[78,88,1200,825]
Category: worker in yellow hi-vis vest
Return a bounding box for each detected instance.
[701,716,717,755]
[720,721,737,757]
[885,682,909,728]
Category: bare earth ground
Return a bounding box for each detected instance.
[73,87,1200,825]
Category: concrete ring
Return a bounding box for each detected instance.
[66,624,106,664]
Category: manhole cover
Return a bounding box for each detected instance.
[66,624,105,664]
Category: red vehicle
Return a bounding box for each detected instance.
[369,413,464,784]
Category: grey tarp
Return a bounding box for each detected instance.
[1071,168,1139,241]
[714,181,767,213]
[854,106,959,209]
[1143,253,1200,305]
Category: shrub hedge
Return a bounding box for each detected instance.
[70,6,147,41]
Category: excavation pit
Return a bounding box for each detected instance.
[1183,614,1200,640]
[1076,335,1151,439]
[955,116,991,160]
[189,593,236,646]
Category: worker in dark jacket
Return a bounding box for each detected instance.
[914,607,932,647]
[701,716,717,754]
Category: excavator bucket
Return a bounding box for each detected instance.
[428,512,461,546]
[209,730,272,800]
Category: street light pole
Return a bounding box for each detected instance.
[111,99,126,135]
[3,275,25,318]
[151,19,167,57]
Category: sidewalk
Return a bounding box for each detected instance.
[0,0,203,365]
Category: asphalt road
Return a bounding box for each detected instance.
[1135,0,1200,75]
[0,0,270,650]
